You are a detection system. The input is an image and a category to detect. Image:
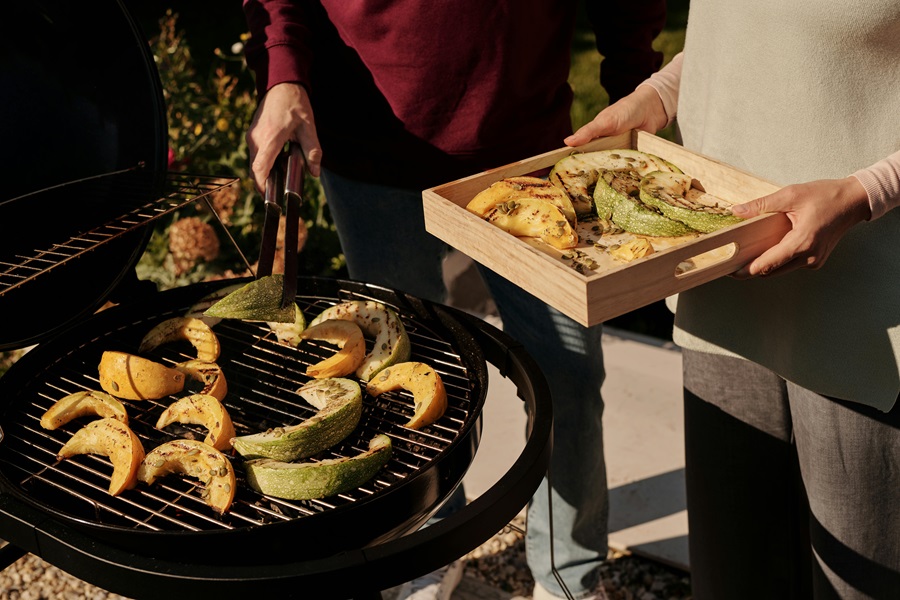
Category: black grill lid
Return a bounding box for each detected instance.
[0,0,167,350]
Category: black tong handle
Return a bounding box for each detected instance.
[280,143,305,307]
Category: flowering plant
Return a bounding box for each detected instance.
[137,11,345,290]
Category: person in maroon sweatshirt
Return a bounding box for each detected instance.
[242,2,666,599]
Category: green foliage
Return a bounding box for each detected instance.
[137,11,345,290]
[569,8,687,142]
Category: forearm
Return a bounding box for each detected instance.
[637,52,682,127]
[852,150,900,220]
[243,0,315,97]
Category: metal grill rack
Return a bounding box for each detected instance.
[0,172,240,298]
[0,279,485,563]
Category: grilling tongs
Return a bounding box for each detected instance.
[257,142,305,309]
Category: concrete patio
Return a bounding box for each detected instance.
[429,251,690,598]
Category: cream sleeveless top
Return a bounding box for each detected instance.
[669,0,900,411]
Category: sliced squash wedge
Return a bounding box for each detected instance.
[467,176,577,226]
[155,393,236,451]
[98,351,186,401]
[244,434,392,501]
[138,439,236,514]
[549,149,682,215]
[41,390,128,430]
[57,417,145,496]
[231,378,363,462]
[639,171,744,233]
[202,274,297,324]
[482,196,578,249]
[175,359,228,402]
[309,301,411,381]
[595,169,696,237]
[138,317,221,362]
[299,319,366,379]
[366,361,448,430]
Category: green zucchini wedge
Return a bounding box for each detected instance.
[231,378,363,462]
[550,149,682,216]
[595,169,696,237]
[244,434,392,500]
[203,275,298,324]
[639,171,745,233]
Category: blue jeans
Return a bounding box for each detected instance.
[321,169,608,598]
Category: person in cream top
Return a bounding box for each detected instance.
[566,0,900,597]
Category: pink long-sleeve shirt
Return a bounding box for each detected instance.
[643,52,900,220]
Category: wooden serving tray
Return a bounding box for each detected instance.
[422,131,791,327]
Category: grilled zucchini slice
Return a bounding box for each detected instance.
[231,378,363,462]
[549,149,682,215]
[639,171,744,233]
[595,169,696,237]
[244,434,392,500]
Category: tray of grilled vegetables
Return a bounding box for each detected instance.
[422,130,789,326]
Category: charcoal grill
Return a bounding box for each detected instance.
[0,1,553,597]
[0,276,552,598]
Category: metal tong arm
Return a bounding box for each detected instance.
[281,143,305,308]
[256,156,285,279]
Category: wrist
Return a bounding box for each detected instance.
[843,176,873,223]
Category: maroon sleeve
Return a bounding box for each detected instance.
[587,0,667,103]
[242,0,315,98]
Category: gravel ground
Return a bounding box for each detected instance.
[464,515,692,600]
[0,516,690,600]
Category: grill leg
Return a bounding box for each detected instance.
[0,542,27,571]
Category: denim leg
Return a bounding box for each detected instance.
[321,169,608,593]
[319,169,465,522]
[319,168,449,304]
[479,268,608,598]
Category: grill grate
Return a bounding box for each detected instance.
[0,171,240,298]
[0,282,479,537]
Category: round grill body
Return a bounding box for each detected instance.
[0,278,488,564]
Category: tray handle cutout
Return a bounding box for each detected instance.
[674,242,739,279]
[660,212,790,285]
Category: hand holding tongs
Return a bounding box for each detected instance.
[257,142,305,308]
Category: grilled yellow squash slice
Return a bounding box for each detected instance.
[41,390,128,430]
[57,417,145,496]
[138,317,221,363]
[309,301,411,382]
[299,319,367,379]
[98,351,185,401]
[366,361,448,430]
[175,359,227,401]
[467,176,577,226]
[155,393,236,451]
[138,439,236,514]
[480,196,578,250]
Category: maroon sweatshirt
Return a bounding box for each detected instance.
[243,0,666,189]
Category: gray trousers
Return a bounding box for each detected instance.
[682,349,900,600]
